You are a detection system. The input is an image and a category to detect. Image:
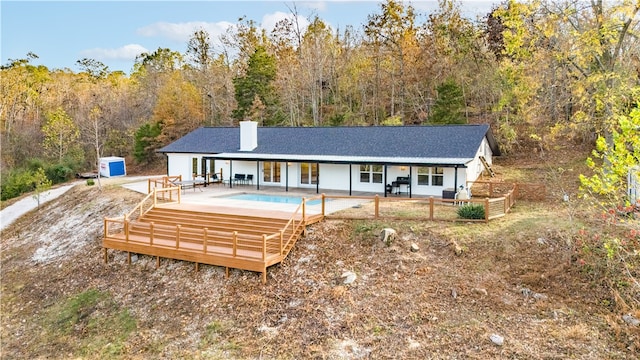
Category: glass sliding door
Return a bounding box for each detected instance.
[300,163,318,185]
[263,161,281,183]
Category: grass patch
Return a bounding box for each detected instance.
[43,288,136,358]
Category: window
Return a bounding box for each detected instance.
[192,158,198,176]
[417,167,444,186]
[300,163,318,185]
[360,164,383,184]
[432,167,444,186]
[417,167,430,185]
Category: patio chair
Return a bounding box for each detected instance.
[209,173,222,185]
[246,174,253,185]
[234,173,246,185]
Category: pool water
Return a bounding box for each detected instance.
[225,193,323,205]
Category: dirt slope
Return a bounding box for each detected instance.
[1,158,638,359]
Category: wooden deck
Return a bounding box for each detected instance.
[103,189,324,283]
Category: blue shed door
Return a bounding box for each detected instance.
[109,161,125,176]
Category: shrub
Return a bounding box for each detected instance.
[46,164,73,184]
[86,179,95,186]
[457,204,485,219]
[1,169,37,201]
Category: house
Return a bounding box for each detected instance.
[157,121,500,198]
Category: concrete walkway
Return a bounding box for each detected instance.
[0,183,79,232]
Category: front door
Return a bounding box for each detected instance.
[262,161,281,184]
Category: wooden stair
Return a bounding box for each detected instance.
[479,155,496,177]
[103,203,311,283]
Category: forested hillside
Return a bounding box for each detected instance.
[1,0,639,202]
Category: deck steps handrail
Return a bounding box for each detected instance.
[120,187,181,222]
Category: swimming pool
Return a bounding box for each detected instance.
[224,193,324,205]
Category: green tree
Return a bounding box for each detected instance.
[31,167,52,209]
[580,99,640,205]
[430,79,466,124]
[133,122,162,164]
[232,46,281,125]
[42,107,80,162]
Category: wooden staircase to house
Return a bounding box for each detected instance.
[479,155,496,177]
[103,188,322,283]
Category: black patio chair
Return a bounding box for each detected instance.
[246,174,253,185]
[234,173,246,185]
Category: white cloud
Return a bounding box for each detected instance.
[261,11,311,33]
[80,44,148,61]
[137,21,235,43]
[300,1,327,12]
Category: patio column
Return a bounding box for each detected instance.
[285,162,289,192]
[229,160,233,188]
[256,162,260,190]
[409,166,412,198]
[454,165,458,192]
[384,165,388,198]
[316,162,320,194]
[349,164,352,196]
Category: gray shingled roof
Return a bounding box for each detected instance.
[157,124,500,164]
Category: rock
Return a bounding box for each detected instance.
[451,288,457,299]
[380,228,397,246]
[490,334,504,346]
[341,271,357,285]
[472,288,488,296]
[452,240,464,256]
[131,254,138,263]
[410,243,420,252]
[622,314,640,327]
[533,292,548,301]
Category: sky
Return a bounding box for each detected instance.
[1,0,497,74]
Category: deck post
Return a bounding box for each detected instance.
[150,222,154,246]
[127,252,131,265]
[429,197,434,221]
[321,194,326,216]
[280,230,284,255]
[176,225,181,249]
[125,220,129,242]
[103,248,108,263]
[232,231,238,257]
[484,198,490,223]
[374,195,379,219]
[262,269,267,284]
[195,262,199,272]
[302,200,306,222]
[153,188,157,207]
[103,218,107,239]
[156,256,160,268]
[225,267,229,278]
[203,228,208,254]
[262,234,267,260]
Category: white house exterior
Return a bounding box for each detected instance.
[158,122,500,198]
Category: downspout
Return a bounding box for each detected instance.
[229,160,233,188]
[285,162,289,192]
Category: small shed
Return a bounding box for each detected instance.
[99,157,126,177]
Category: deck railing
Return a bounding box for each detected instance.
[104,188,314,271]
[147,175,182,194]
[322,187,518,223]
